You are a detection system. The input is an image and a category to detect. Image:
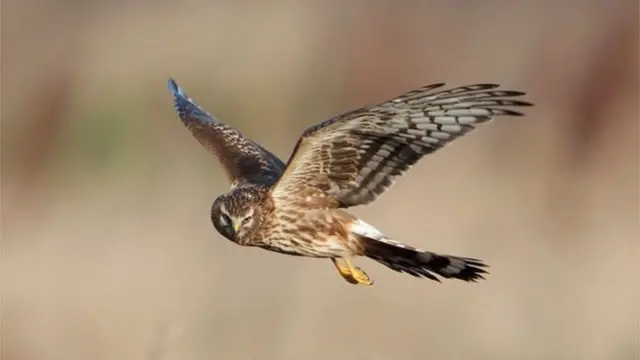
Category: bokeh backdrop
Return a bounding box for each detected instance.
[2,1,639,359]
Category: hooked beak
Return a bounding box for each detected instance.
[232,220,241,235]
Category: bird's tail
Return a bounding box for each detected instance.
[360,236,488,282]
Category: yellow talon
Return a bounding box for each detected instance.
[331,258,374,286]
[345,259,374,286]
[331,259,359,284]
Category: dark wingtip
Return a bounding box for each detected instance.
[168,78,177,93]
[168,78,184,98]
[167,78,217,126]
[458,260,490,282]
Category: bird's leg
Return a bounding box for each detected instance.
[345,259,374,286]
[331,258,373,286]
[331,258,358,284]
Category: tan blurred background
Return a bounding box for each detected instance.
[2,1,639,359]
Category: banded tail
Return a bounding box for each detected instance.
[351,219,488,282]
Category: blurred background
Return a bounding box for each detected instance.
[2,1,638,359]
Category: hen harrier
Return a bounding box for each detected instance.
[168,78,531,285]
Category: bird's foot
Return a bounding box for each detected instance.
[349,265,374,286]
[331,258,374,286]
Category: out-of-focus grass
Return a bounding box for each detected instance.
[4,101,637,359]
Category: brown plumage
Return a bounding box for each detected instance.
[169,79,532,285]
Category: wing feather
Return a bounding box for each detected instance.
[168,78,285,187]
[271,83,532,207]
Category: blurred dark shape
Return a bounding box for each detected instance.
[568,15,638,170]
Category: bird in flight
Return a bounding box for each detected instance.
[168,78,532,286]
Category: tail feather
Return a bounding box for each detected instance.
[361,236,488,282]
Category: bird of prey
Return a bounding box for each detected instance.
[168,78,532,286]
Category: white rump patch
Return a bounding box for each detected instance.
[350,219,418,250]
[349,219,385,240]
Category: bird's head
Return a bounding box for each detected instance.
[210,187,266,245]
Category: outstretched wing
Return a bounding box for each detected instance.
[168,78,285,187]
[271,83,532,207]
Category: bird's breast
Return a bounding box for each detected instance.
[255,209,354,258]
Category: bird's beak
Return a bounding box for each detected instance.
[232,220,241,235]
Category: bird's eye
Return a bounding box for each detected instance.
[220,213,231,226]
[242,214,253,225]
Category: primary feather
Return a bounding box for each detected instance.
[272,83,532,208]
[169,78,285,188]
